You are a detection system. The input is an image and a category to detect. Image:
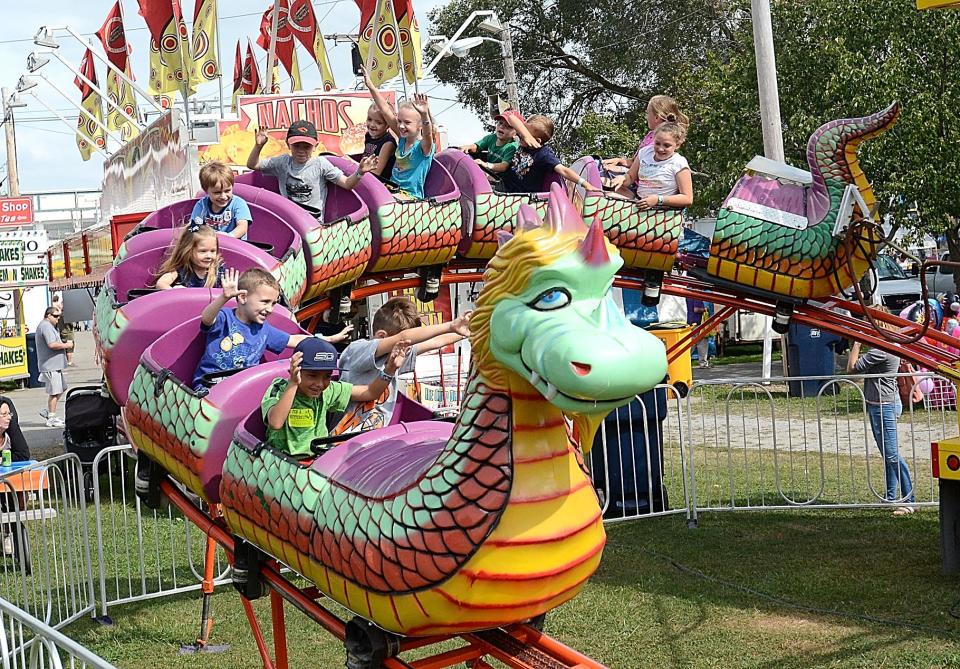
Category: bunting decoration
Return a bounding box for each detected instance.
[392,0,422,83]
[137,0,194,98]
[355,0,399,88]
[190,0,219,85]
[287,0,336,91]
[74,49,107,161]
[257,1,303,93]
[242,39,262,95]
[96,1,141,140]
[231,40,243,112]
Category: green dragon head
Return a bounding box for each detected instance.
[471,186,668,424]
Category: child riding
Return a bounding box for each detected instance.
[155,223,225,289]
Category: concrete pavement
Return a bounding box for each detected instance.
[10,330,102,461]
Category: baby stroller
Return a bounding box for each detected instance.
[64,385,120,501]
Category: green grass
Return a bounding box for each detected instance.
[9,437,960,667]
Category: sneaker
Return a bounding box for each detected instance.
[45,416,64,428]
[38,409,48,420]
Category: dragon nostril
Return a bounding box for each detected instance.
[571,361,592,377]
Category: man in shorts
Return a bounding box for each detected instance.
[36,306,73,428]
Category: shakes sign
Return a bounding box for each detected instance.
[0,230,48,288]
[197,91,396,168]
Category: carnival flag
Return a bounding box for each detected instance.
[137,0,194,98]
[95,1,140,140]
[286,0,336,91]
[392,0,422,83]
[231,40,243,112]
[190,0,219,85]
[355,0,401,87]
[242,39,262,95]
[257,1,303,92]
[74,49,107,161]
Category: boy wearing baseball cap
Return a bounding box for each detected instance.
[460,111,519,180]
[261,336,410,457]
[246,120,378,223]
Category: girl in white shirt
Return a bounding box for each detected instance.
[615,122,694,211]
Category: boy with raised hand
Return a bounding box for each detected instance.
[460,112,519,180]
[262,337,410,458]
[191,268,350,391]
[334,297,471,434]
[499,111,601,194]
[246,120,377,223]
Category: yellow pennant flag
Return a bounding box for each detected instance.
[75,50,106,161]
[190,0,219,85]
[287,0,335,91]
[393,0,422,84]
[106,69,140,141]
[357,0,400,88]
[139,0,195,98]
[289,45,302,93]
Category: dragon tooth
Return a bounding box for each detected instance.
[529,371,541,386]
[544,382,558,401]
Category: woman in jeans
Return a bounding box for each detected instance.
[846,324,915,515]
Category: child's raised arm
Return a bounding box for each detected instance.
[362,66,400,136]
[200,268,243,326]
[246,130,269,171]
[374,312,471,357]
[265,352,302,430]
[411,93,433,156]
[350,340,410,402]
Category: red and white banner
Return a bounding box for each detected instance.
[0,198,33,227]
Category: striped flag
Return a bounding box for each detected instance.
[392,0,422,83]
[287,0,336,91]
[257,1,303,92]
[231,40,243,112]
[242,39,262,95]
[74,49,107,161]
[190,0,219,85]
[137,0,194,98]
[355,0,400,88]
[95,1,140,140]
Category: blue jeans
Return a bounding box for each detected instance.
[866,400,914,503]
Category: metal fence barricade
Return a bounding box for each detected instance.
[684,372,953,518]
[0,456,96,631]
[90,445,230,619]
[0,597,115,669]
[588,384,691,523]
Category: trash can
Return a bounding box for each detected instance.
[24,333,42,389]
[646,323,693,397]
[786,323,842,396]
[591,387,669,519]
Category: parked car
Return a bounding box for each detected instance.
[872,254,923,313]
[925,253,957,297]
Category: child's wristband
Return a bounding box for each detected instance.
[378,368,395,382]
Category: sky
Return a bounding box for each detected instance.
[0,0,486,195]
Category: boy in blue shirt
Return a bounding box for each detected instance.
[191,161,252,239]
[362,66,435,199]
[191,268,349,390]
[262,337,409,458]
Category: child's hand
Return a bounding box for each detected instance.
[288,351,303,386]
[636,194,658,210]
[357,155,378,174]
[324,323,355,344]
[609,175,626,191]
[450,312,472,337]
[384,340,411,375]
[412,93,430,117]
[254,130,268,147]
[360,64,374,88]
[221,268,245,301]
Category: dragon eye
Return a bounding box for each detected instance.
[530,288,571,311]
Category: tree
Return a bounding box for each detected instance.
[427,0,745,157]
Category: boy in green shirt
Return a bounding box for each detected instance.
[261,337,409,457]
[461,114,519,179]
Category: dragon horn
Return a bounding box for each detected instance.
[496,230,514,248]
[545,183,587,235]
[516,203,541,232]
[578,218,609,266]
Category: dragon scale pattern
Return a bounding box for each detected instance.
[301,218,373,302]
[370,200,462,273]
[461,193,550,260]
[579,194,683,272]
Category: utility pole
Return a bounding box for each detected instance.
[751,0,784,162]
[2,88,20,197]
[499,28,519,112]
